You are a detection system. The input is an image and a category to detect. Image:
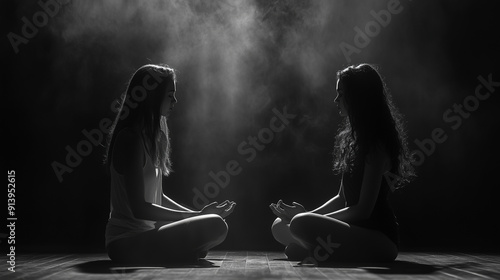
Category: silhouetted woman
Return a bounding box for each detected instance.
[270,64,414,263]
[105,64,236,264]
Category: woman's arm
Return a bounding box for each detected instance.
[162,194,196,212]
[270,181,345,220]
[113,128,200,221]
[326,148,390,222]
[309,184,345,214]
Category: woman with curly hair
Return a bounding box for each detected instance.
[270,64,415,262]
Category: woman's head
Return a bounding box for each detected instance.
[124,64,177,120]
[335,64,388,125]
[105,64,177,176]
[333,64,415,187]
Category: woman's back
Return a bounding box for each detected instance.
[105,129,163,247]
[342,153,399,246]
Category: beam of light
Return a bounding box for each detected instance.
[45,0,460,203]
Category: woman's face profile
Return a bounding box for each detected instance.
[161,80,177,117]
[334,79,348,117]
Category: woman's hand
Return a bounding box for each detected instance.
[200,200,236,219]
[216,200,236,219]
[269,199,306,223]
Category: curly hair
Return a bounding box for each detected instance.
[332,64,415,188]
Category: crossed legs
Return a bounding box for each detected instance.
[271,218,310,260]
[107,214,227,264]
[272,213,397,262]
[108,212,396,264]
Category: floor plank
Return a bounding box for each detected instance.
[2,251,499,280]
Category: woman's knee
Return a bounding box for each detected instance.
[271,218,291,243]
[200,214,228,241]
[271,218,285,235]
[215,216,229,240]
[289,212,315,238]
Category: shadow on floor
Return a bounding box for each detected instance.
[74,259,217,274]
[294,260,439,274]
[296,260,489,276]
[357,261,440,275]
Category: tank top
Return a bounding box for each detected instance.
[105,132,164,247]
[341,153,400,247]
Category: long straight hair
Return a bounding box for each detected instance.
[105,64,176,176]
[332,64,415,188]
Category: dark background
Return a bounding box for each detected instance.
[2,0,499,253]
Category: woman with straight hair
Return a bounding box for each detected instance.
[104,64,236,264]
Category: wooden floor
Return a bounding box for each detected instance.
[3,251,499,280]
